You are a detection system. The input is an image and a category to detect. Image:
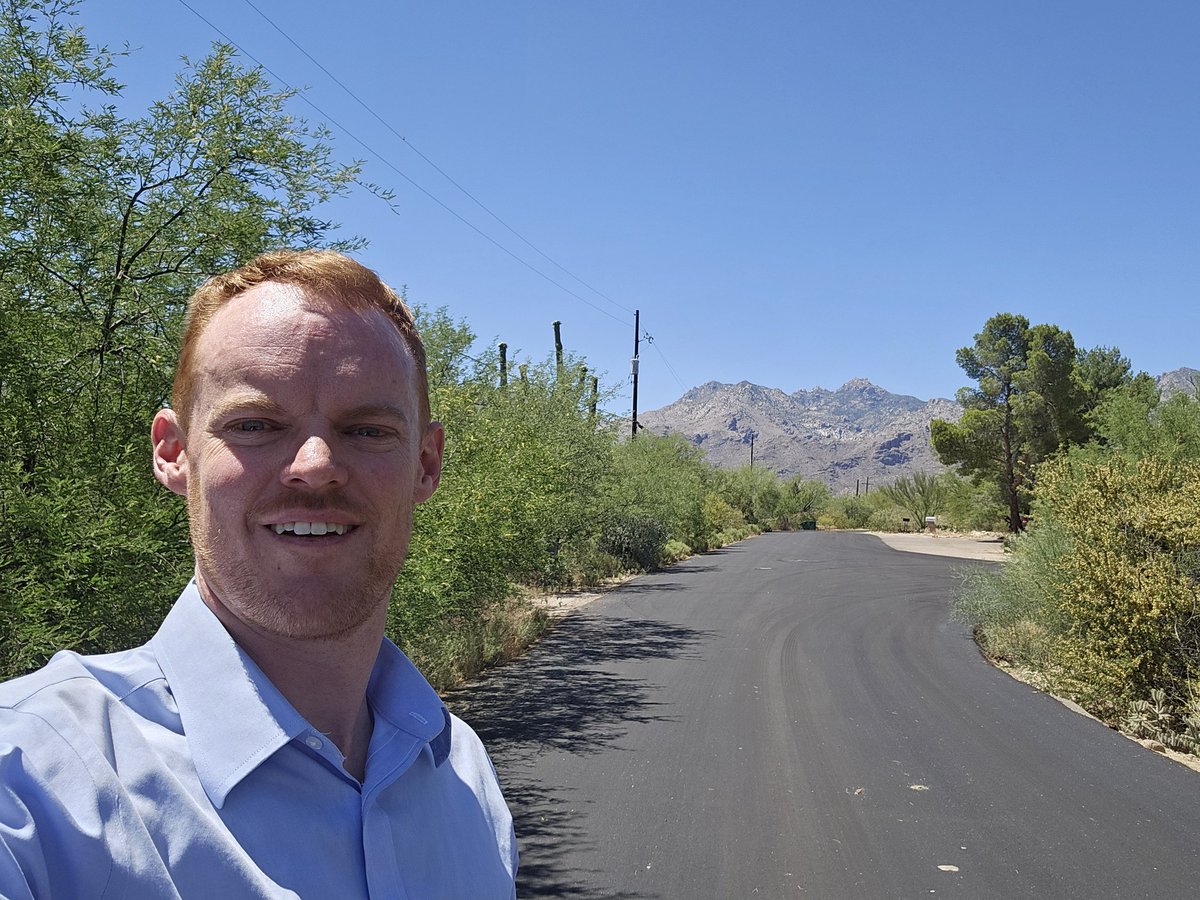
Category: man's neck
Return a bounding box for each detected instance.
[197,585,386,783]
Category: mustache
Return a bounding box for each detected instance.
[249,491,370,521]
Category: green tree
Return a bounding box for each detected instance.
[877,472,949,530]
[599,433,710,551]
[774,475,829,528]
[931,313,1134,532]
[0,0,359,675]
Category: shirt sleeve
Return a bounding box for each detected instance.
[0,711,117,900]
[0,740,54,900]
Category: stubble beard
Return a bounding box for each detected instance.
[187,488,410,642]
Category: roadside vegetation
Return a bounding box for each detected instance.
[942,316,1200,754]
[0,3,829,689]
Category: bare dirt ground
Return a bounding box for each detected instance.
[866,529,1008,561]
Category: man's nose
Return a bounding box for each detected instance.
[282,434,348,489]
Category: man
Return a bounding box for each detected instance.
[0,250,518,897]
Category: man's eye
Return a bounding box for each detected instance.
[352,426,385,438]
[232,420,270,433]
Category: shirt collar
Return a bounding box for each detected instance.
[150,582,451,808]
[365,632,453,768]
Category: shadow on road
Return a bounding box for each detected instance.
[450,611,708,899]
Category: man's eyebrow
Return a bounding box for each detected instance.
[341,403,413,425]
[207,394,285,422]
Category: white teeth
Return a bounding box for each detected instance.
[270,522,349,536]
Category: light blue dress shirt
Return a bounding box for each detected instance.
[0,583,518,898]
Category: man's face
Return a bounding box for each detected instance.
[152,281,443,641]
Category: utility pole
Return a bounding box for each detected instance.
[553,320,563,373]
[630,309,640,439]
[498,342,508,387]
[750,432,755,467]
[589,375,598,419]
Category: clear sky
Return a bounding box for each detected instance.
[78,0,1198,414]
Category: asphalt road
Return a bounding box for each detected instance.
[450,531,1200,899]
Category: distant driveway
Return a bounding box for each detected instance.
[453,532,1200,898]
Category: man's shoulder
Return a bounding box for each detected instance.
[0,645,168,737]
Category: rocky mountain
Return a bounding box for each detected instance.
[638,378,961,491]
[1158,367,1199,397]
[641,368,1198,491]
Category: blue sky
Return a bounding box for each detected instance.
[80,1,1198,414]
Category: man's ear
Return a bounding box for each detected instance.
[414,421,445,505]
[152,409,189,497]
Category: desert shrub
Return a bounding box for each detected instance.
[876,472,948,529]
[660,540,693,565]
[866,506,909,532]
[772,476,830,530]
[702,493,746,535]
[1035,455,1200,711]
[713,465,783,525]
[598,513,669,571]
[573,549,626,587]
[954,520,1073,674]
[961,453,1200,735]
[715,526,752,545]
[599,433,709,548]
[940,475,1008,531]
[822,495,875,529]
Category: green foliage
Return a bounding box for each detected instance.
[954,521,1074,672]
[819,494,876,530]
[701,493,747,537]
[939,474,1007,532]
[388,315,615,673]
[598,513,669,572]
[0,0,358,676]
[876,472,948,529]
[773,475,829,530]
[1036,456,1200,710]
[958,452,1200,743]
[932,313,1139,532]
[598,433,709,550]
[660,539,693,565]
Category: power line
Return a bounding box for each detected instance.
[238,0,633,318]
[172,0,628,327]
[642,330,689,393]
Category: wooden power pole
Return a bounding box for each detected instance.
[631,309,640,439]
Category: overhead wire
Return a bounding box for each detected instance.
[238,0,633,318]
[642,331,688,394]
[173,0,628,327]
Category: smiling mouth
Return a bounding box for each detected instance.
[269,522,353,536]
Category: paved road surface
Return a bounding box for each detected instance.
[451,531,1200,898]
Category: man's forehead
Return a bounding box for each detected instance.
[198,282,409,357]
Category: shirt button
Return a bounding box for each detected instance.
[304,735,323,750]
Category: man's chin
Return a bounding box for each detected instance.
[198,575,389,642]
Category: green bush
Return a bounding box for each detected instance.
[959,453,1200,737]
[660,540,693,565]
[599,513,669,571]
[954,521,1073,674]
[822,495,875,529]
[1036,455,1200,711]
[866,506,908,532]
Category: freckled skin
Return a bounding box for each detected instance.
[152,282,444,642]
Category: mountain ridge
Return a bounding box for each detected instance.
[641,367,1197,490]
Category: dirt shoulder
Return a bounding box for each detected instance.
[867,529,1007,562]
